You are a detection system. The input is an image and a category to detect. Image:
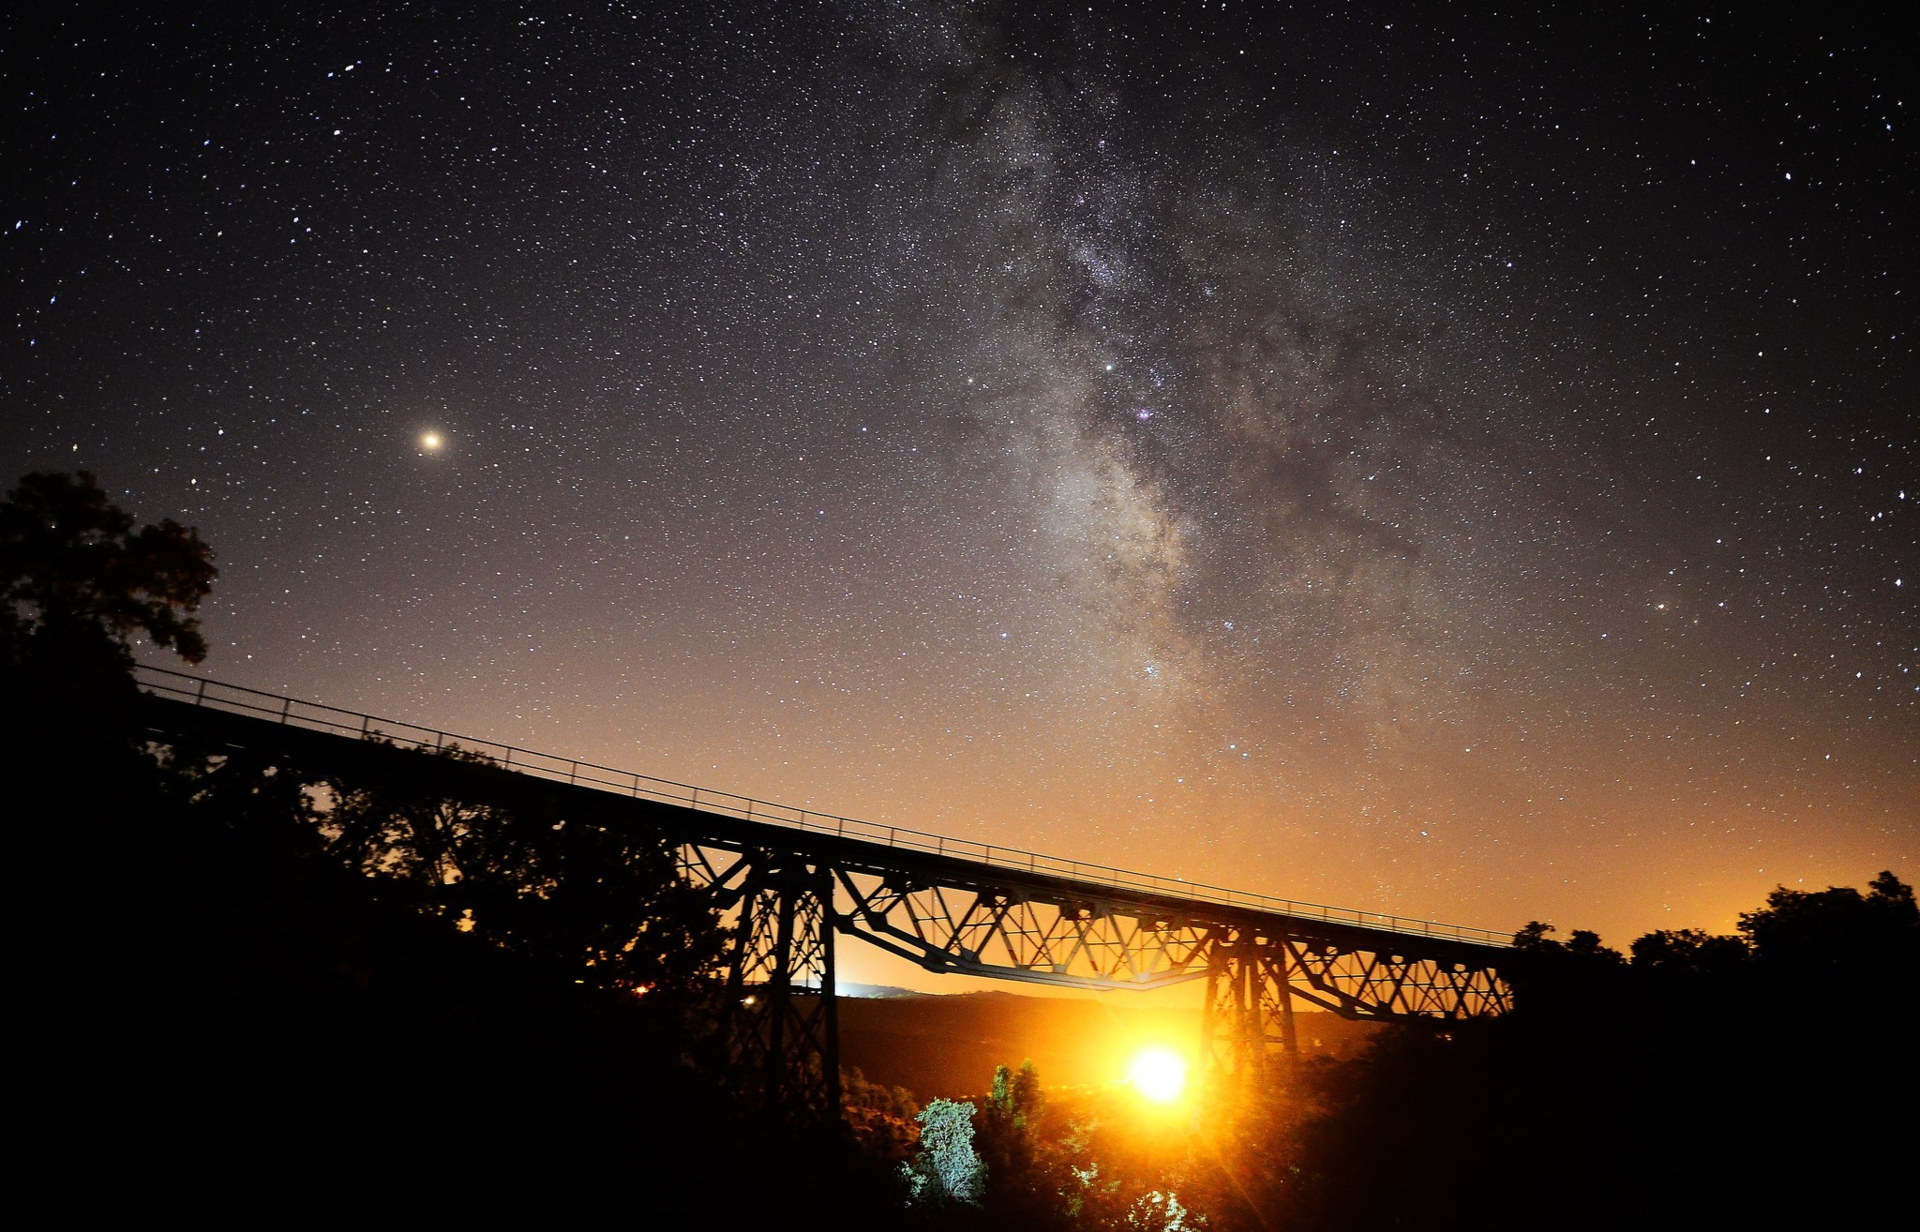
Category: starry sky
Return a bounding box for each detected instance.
[5,3,1914,972]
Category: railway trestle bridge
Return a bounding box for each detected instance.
[134,666,1515,1121]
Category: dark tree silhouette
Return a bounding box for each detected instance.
[978,1060,1063,1226]
[1739,871,1920,976]
[1,470,215,676]
[2,472,899,1220]
[1512,920,1624,963]
[319,751,726,1003]
[1627,927,1750,976]
[5,474,219,993]
[1244,874,1920,1232]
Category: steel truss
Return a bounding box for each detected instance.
[682,854,1513,1109]
[829,871,1512,1080]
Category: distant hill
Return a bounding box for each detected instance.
[834,982,925,999]
[838,988,1383,1100]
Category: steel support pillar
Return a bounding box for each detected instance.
[1200,932,1299,1084]
[720,856,841,1122]
[1261,942,1301,1073]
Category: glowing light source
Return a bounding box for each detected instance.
[1128,1047,1187,1103]
[420,431,443,452]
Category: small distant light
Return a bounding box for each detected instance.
[420,432,443,451]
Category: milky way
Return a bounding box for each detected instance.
[5,3,1913,967]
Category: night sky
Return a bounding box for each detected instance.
[6,3,1914,976]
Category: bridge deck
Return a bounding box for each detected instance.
[132,664,1512,960]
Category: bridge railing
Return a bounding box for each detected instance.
[133,664,1513,948]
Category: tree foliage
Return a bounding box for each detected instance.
[1738,871,1920,973]
[318,752,725,1000]
[1627,927,1750,976]
[844,1065,922,1161]
[1,470,215,674]
[1125,1190,1205,1231]
[978,1059,1062,1224]
[903,1097,987,1208]
[1251,872,1920,1230]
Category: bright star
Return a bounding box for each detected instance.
[420,432,443,452]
